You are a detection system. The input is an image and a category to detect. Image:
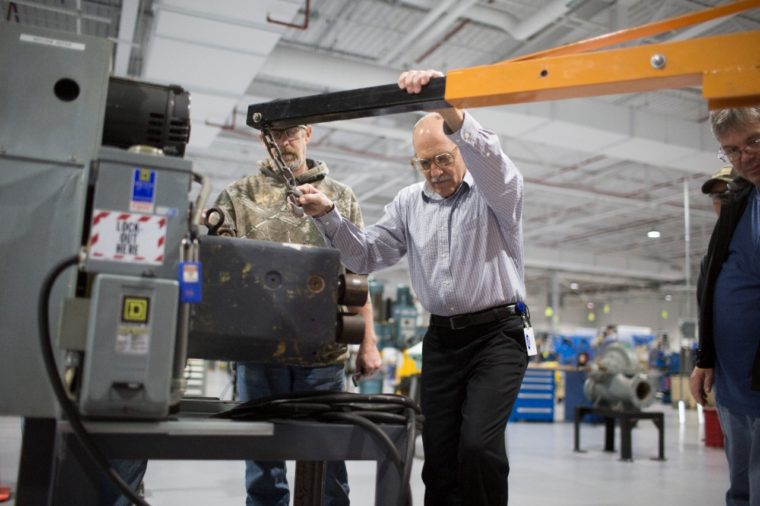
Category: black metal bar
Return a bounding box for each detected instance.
[604,417,615,452]
[247,78,450,129]
[294,461,326,506]
[653,416,666,461]
[620,417,633,461]
[16,417,57,506]
[573,407,583,452]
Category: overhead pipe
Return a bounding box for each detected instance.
[415,18,469,64]
[398,0,582,41]
[6,2,19,22]
[379,0,460,66]
[267,0,311,30]
[510,0,579,40]
[405,0,479,64]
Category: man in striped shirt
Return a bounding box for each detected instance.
[297,69,530,506]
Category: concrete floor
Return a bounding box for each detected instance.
[0,367,729,505]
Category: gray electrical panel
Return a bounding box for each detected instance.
[85,147,192,280]
[79,274,178,419]
[0,24,112,417]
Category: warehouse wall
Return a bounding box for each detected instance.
[374,267,697,353]
[530,291,697,350]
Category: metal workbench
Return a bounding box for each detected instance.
[18,400,409,505]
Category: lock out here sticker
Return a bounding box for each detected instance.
[89,210,167,265]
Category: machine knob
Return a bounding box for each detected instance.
[338,273,368,306]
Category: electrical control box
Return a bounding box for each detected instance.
[79,274,178,419]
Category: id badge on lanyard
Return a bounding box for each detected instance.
[517,302,537,356]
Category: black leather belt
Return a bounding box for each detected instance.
[430,303,524,330]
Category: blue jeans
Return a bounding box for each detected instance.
[237,362,350,506]
[717,404,760,506]
[98,459,147,506]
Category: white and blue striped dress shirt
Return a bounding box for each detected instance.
[314,112,525,317]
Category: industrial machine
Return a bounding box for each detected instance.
[0,22,394,506]
[0,20,364,419]
[583,344,656,411]
[369,280,423,350]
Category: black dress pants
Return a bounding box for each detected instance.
[420,316,527,506]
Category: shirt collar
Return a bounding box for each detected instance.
[421,170,474,202]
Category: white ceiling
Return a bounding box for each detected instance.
[7,0,760,303]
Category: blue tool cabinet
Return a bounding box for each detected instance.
[509,368,555,422]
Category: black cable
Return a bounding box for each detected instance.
[217,390,422,505]
[401,407,417,506]
[38,255,149,506]
[313,410,412,506]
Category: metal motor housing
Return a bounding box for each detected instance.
[584,343,656,411]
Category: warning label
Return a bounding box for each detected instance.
[89,209,167,265]
[116,324,150,355]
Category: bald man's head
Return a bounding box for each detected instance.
[411,112,466,198]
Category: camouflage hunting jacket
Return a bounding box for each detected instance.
[213,158,364,365]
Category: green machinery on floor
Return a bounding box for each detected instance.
[584,343,656,411]
[369,280,426,350]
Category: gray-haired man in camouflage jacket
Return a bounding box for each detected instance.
[213,123,382,506]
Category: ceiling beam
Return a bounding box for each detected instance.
[114,0,140,76]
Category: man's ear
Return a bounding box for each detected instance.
[258,132,267,151]
[303,125,313,143]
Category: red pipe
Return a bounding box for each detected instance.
[267,0,310,30]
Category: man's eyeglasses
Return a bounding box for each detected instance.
[411,146,459,172]
[271,125,306,142]
[718,137,760,163]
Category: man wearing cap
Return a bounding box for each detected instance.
[702,165,735,216]
[690,106,760,506]
[297,69,530,506]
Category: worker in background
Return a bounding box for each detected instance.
[213,121,382,505]
[297,69,530,506]
[690,106,760,506]
[592,324,618,352]
[702,165,735,216]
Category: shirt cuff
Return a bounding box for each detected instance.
[313,204,343,238]
[447,110,479,145]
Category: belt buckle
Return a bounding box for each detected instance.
[449,315,470,330]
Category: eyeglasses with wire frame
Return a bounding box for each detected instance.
[411,146,459,172]
[718,137,760,163]
[270,125,306,142]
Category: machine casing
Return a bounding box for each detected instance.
[0,23,111,417]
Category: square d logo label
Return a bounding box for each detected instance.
[122,296,150,323]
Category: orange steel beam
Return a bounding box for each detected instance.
[248,2,760,128]
[509,0,760,62]
[444,30,760,111]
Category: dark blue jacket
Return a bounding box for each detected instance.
[696,177,760,391]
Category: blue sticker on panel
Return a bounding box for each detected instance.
[131,168,156,213]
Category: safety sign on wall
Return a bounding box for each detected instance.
[89,209,167,265]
